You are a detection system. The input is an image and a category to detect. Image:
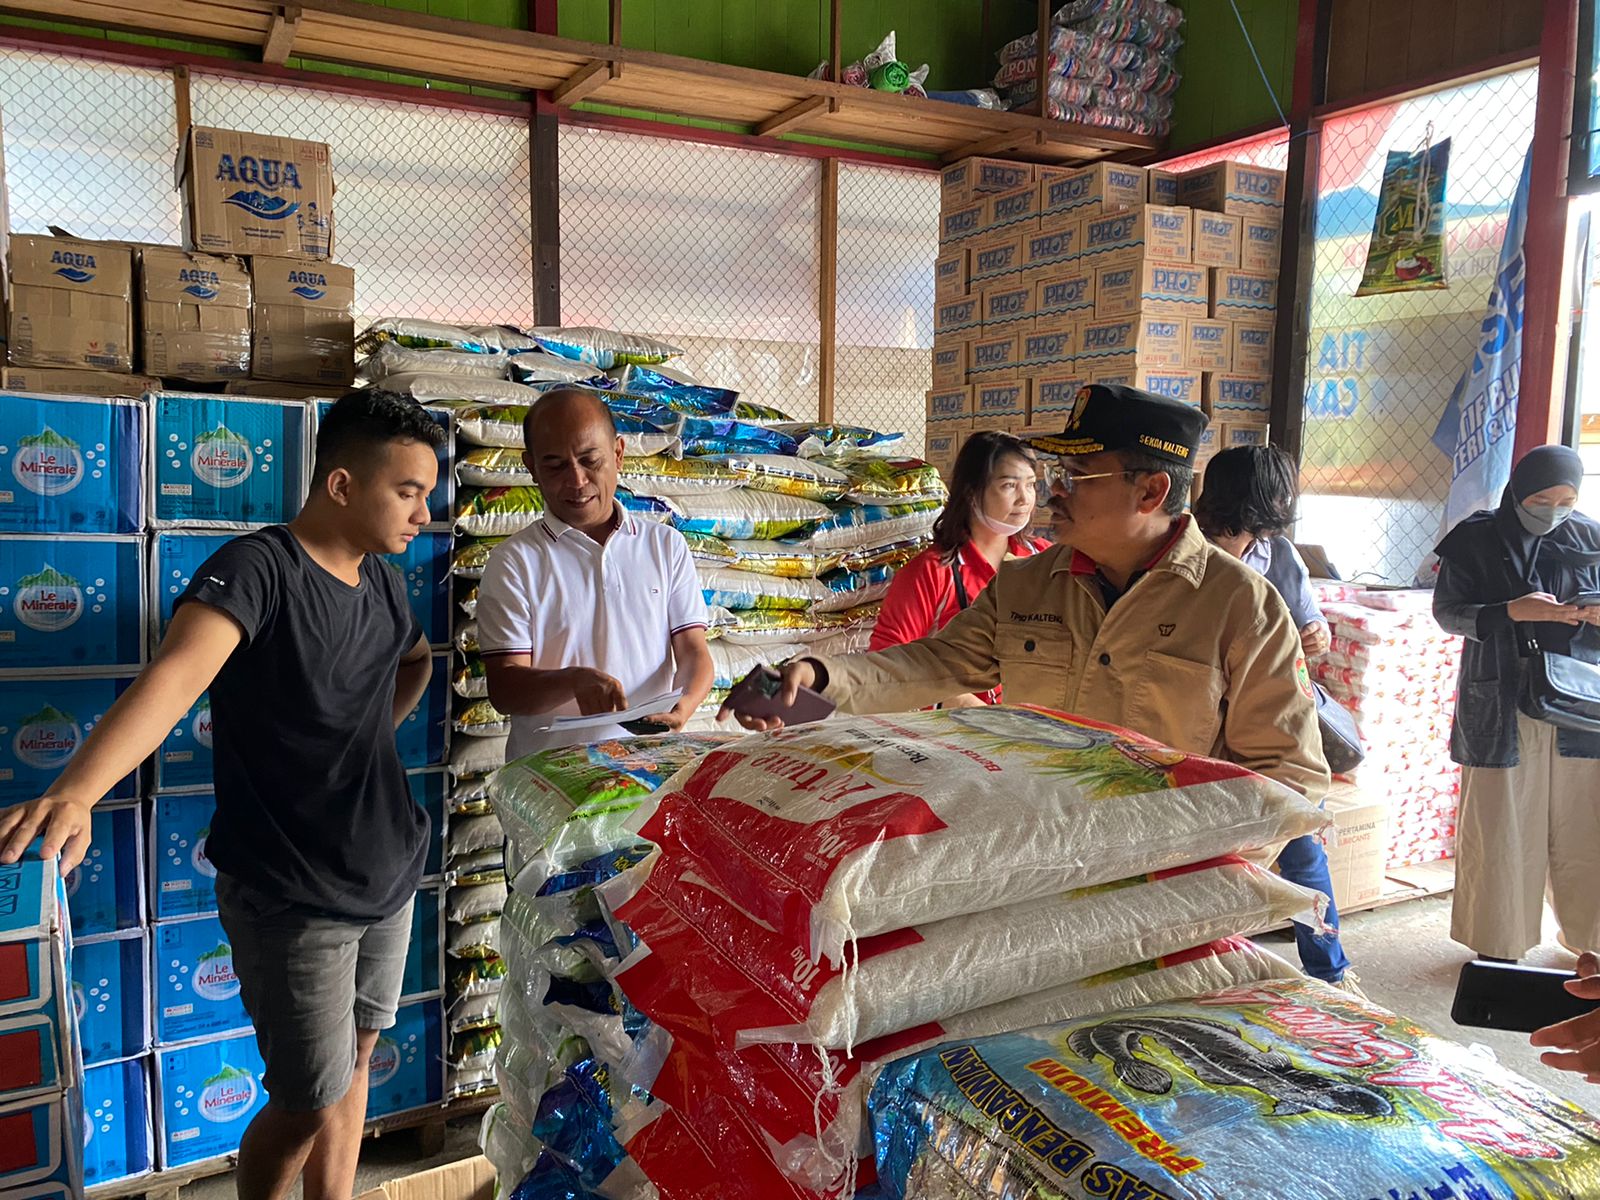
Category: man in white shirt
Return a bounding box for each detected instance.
[476,389,714,756]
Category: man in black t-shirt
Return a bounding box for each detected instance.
[0,390,445,1200]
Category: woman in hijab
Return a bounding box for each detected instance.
[1434,445,1600,962]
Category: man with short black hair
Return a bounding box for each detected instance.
[726,383,1329,807]
[0,388,446,1200]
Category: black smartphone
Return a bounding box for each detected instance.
[1569,592,1600,608]
[1451,960,1600,1034]
[725,665,836,726]
[620,718,671,736]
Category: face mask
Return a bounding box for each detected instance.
[1516,500,1576,536]
[975,508,1030,537]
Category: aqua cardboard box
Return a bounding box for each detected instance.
[65,802,144,937]
[152,914,250,1046]
[151,792,219,920]
[384,529,453,649]
[0,676,137,807]
[72,932,149,1065]
[138,247,252,382]
[151,531,237,636]
[6,235,134,372]
[82,1055,153,1185]
[1078,315,1187,369]
[178,126,334,260]
[1177,160,1286,217]
[0,368,157,398]
[1210,269,1279,322]
[0,535,145,672]
[251,259,356,387]
[397,654,449,770]
[402,885,445,1001]
[969,236,1026,286]
[155,1031,267,1168]
[365,998,444,1120]
[408,771,446,881]
[150,393,308,528]
[0,1091,82,1194]
[155,692,213,792]
[0,393,143,535]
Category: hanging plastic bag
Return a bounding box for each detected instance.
[1357,131,1451,295]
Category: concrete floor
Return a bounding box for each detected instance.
[177,891,1598,1198]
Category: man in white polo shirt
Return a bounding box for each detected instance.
[476,389,714,755]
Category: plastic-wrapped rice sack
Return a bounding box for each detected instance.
[529,326,683,369]
[381,372,545,408]
[774,423,906,459]
[479,1102,543,1189]
[613,365,738,416]
[455,403,681,458]
[454,620,480,655]
[450,1022,503,1069]
[451,775,494,816]
[449,878,508,923]
[505,348,606,384]
[870,977,1600,1200]
[450,951,507,1000]
[617,492,677,525]
[813,563,896,614]
[452,539,503,580]
[489,733,739,876]
[843,536,933,574]
[457,446,532,487]
[837,455,948,506]
[525,1058,661,1198]
[722,540,844,579]
[619,455,744,498]
[362,340,509,381]
[449,915,501,958]
[449,811,504,861]
[733,399,796,424]
[680,531,739,567]
[721,604,880,647]
[456,486,545,536]
[809,622,878,657]
[459,584,479,620]
[358,317,507,355]
[452,993,501,1036]
[719,454,852,502]
[450,733,507,778]
[629,707,1328,966]
[454,655,488,699]
[698,566,827,611]
[667,489,833,540]
[784,499,943,552]
[709,639,805,691]
[678,416,801,458]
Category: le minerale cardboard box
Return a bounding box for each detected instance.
[926,385,975,423]
[1078,314,1186,370]
[178,126,334,260]
[935,249,968,300]
[1242,216,1284,274]
[1321,783,1389,913]
[931,341,966,388]
[1185,319,1232,372]
[1177,160,1287,218]
[7,235,134,372]
[1040,162,1147,221]
[981,281,1034,332]
[1192,211,1243,270]
[1,367,157,397]
[139,247,252,382]
[942,157,1036,209]
[1230,320,1275,377]
[250,257,356,385]
[1211,268,1280,322]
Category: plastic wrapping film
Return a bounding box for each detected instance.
[720,604,883,647]
[666,490,835,541]
[527,326,684,370]
[709,639,807,691]
[869,978,1600,1200]
[784,501,942,553]
[698,566,829,611]
[362,340,511,381]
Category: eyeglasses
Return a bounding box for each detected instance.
[1037,460,1142,500]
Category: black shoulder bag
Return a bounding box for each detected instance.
[1520,626,1600,732]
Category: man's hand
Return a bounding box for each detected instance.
[569,667,627,715]
[0,794,96,871]
[1508,592,1582,625]
[1299,621,1331,658]
[1531,952,1600,1082]
[641,704,693,733]
[718,660,818,732]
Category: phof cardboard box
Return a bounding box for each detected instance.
[7,235,134,372]
[1078,314,1186,369]
[1192,211,1243,270]
[0,367,157,397]
[1137,260,1210,319]
[250,257,356,386]
[1321,783,1389,913]
[970,236,1026,286]
[973,380,1028,424]
[967,332,1024,381]
[1221,421,1271,449]
[931,341,966,388]
[1040,162,1146,219]
[1032,271,1094,326]
[985,183,1044,235]
[1211,268,1279,322]
[1207,373,1272,418]
[1093,260,1140,318]
[1021,221,1081,275]
[1131,366,1203,406]
[1177,160,1286,217]
[924,422,961,472]
[1185,319,1232,372]
[1148,168,1180,207]
[941,201,987,244]
[942,157,1036,208]
[178,126,334,260]
[139,247,252,382]
[1242,216,1284,273]
[1080,209,1147,265]
[1139,205,1193,262]
[935,295,982,338]
[1231,320,1275,376]
[980,281,1034,331]
[1030,372,1088,426]
[1020,326,1077,370]
[934,250,968,300]
[926,385,975,422]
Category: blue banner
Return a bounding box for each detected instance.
[1432,147,1532,536]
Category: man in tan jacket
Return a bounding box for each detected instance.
[724,383,1330,806]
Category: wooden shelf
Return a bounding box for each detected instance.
[3,0,1160,164]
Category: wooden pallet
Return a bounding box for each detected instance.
[86,1095,495,1200]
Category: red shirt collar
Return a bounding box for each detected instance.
[1069,516,1190,577]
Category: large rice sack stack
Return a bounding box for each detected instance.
[495,708,1327,1197]
[1313,587,1463,869]
[868,977,1600,1198]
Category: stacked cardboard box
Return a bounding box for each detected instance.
[926,156,1286,482]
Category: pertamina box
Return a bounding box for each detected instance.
[139,248,252,382]
[1320,783,1389,912]
[1185,320,1232,372]
[250,257,356,386]
[7,235,133,372]
[1079,314,1186,369]
[178,126,334,260]
[1231,321,1274,377]
[1177,160,1286,218]
[1192,212,1243,270]
[1241,216,1283,274]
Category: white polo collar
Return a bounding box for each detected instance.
[539,501,637,542]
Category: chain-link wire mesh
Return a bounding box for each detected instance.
[1155,129,1291,174]
[0,47,182,241]
[558,124,822,422]
[1298,68,1538,584]
[189,73,534,328]
[834,162,941,454]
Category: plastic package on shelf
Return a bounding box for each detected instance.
[455,486,546,537]
[457,446,532,487]
[453,654,489,699]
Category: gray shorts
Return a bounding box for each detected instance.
[215,873,413,1113]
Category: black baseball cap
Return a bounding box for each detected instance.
[1025,383,1209,466]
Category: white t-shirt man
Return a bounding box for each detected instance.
[475,505,710,757]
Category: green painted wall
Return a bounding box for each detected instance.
[1168,0,1296,151]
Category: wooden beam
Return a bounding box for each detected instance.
[551,58,621,106]
[828,0,840,81]
[609,0,620,45]
[942,128,1043,164]
[261,3,301,64]
[1033,0,1050,120]
[756,96,833,138]
[171,64,192,139]
[819,157,838,424]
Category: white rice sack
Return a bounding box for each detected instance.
[722,540,844,579]
[681,531,739,567]
[834,454,949,506]
[382,372,546,408]
[455,486,545,536]
[450,732,507,777]
[619,455,744,498]
[358,317,504,355]
[454,620,480,655]
[721,605,879,648]
[719,454,852,502]
[363,340,509,381]
[504,348,602,383]
[449,848,505,886]
[784,499,942,552]
[448,880,508,923]
[453,655,489,699]
[448,915,502,958]
[708,639,805,691]
[457,446,532,488]
[452,540,504,581]
[698,567,827,611]
[449,1024,503,1072]
[666,490,833,540]
[626,707,1329,965]
[529,325,684,369]
[454,699,509,738]
[448,1063,499,1100]
[812,564,895,614]
[448,812,505,860]
[454,405,528,448]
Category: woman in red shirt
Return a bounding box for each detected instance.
[871,431,1049,704]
